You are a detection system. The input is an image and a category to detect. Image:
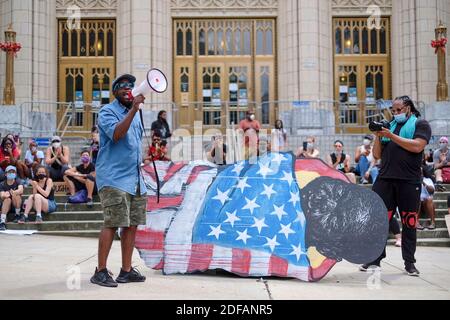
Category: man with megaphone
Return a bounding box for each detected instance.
[91,74,148,288]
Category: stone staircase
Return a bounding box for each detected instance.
[4,184,450,247]
[6,186,104,238]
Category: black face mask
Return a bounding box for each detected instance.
[37,174,47,180]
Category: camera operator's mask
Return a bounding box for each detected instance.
[363,139,371,146]
[440,142,448,151]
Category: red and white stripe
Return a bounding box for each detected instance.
[136,161,217,269]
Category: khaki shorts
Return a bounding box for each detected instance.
[99,187,147,228]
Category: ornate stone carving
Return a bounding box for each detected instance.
[171,0,278,9]
[332,0,392,15]
[56,0,117,14]
[171,0,277,16]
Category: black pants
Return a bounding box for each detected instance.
[389,214,401,235]
[370,178,421,266]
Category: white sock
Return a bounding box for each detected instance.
[24,213,29,218]
[1,214,6,223]
[15,208,20,215]
[36,212,42,218]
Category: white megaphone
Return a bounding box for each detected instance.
[127,68,168,101]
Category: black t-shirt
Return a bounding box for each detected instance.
[76,163,96,175]
[379,119,432,183]
[211,144,227,165]
[0,179,20,192]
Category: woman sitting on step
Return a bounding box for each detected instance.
[19,166,57,224]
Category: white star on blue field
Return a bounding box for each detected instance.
[193,152,309,267]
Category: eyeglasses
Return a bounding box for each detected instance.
[115,82,134,90]
[391,105,407,115]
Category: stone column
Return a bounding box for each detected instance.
[278,0,333,102]
[0,0,57,105]
[117,0,172,104]
[278,0,333,135]
[392,0,450,104]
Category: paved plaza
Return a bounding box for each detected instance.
[1,234,449,300]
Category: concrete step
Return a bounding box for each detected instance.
[387,238,450,247]
[418,218,447,229]
[37,230,102,238]
[416,228,449,238]
[433,192,450,200]
[433,200,449,209]
[55,203,103,211]
[36,230,120,240]
[435,209,449,218]
[6,211,103,222]
[22,194,101,202]
[389,228,449,239]
[6,220,103,232]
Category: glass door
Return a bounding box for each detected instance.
[58,62,114,134]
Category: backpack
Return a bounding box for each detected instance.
[68,189,88,204]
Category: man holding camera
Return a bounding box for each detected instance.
[91,74,148,287]
[360,96,431,276]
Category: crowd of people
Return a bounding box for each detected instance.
[1,106,449,264]
[0,131,99,230]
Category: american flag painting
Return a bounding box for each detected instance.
[136,152,388,282]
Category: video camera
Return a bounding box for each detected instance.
[369,120,390,132]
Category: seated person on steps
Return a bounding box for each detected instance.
[0,166,23,231]
[21,166,57,224]
[63,150,96,208]
[45,136,71,182]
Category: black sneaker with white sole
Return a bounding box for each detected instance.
[90,268,118,288]
[116,267,146,283]
[13,214,20,223]
[405,263,420,277]
[18,214,29,224]
[359,264,380,272]
[0,222,6,231]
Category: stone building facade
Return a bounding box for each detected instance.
[0,0,449,134]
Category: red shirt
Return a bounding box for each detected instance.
[0,148,20,170]
[148,145,169,161]
[239,119,261,147]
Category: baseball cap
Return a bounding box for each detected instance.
[51,136,61,143]
[439,137,449,143]
[112,74,136,92]
[5,165,17,173]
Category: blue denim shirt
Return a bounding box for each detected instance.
[96,99,147,196]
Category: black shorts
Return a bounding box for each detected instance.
[68,176,98,195]
[49,165,70,182]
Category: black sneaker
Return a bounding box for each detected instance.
[0,222,6,231]
[90,268,118,288]
[86,198,94,209]
[116,267,146,283]
[13,214,20,223]
[18,214,28,224]
[405,263,420,277]
[35,216,43,224]
[359,263,380,272]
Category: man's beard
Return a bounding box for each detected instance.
[117,95,133,109]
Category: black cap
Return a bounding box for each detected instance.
[112,74,136,91]
[364,135,374,141]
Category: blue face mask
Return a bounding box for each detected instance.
[394,113,408,124]
[7,173,16,180]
